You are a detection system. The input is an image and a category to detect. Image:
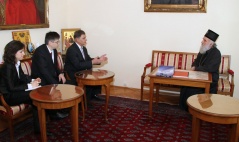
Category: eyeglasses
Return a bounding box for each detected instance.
[51,40,60,44]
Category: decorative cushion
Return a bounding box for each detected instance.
[0,104,31,116]
[218,78,231,93]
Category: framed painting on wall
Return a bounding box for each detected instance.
[144,0,207,13]
[12,30,33,57]
[0,0,49,30]
[61,28,80,55]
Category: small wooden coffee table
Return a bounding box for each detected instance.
[30,84,84,142]
[187,94,239,142]
[75,69,114,120]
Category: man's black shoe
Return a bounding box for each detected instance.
[93,94,105,101]
[87,102,94,109]
[49,112,69,120]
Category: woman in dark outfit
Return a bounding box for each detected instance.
[0,40,41,133]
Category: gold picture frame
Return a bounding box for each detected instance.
[144,0,207,13]
[61,28,80,55]
[0,0,49,30]
[12,30,32,57]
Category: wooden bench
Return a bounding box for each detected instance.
[141,50,234,101]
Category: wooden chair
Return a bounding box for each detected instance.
[0,92,32,142]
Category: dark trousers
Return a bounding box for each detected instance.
[179,87,204,111]
[179,85,217,111]
[86,85,102,102]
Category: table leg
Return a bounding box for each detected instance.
[191,116,200,142]
[229,119,239,142]
[79,83,87,111]
[149,79,154,117]
[205,83,210,94]
[38,108,47,142]
[71,102,79,142]
[81,97,85,121]
[104,83,110,120]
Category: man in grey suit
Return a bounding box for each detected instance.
[64,30,107,107]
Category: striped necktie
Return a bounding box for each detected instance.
[80,47,85,59]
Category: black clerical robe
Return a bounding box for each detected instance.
[179,46,221,111]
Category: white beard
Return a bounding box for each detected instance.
[199,44,211,54]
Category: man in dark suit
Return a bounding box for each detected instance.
[64,30,107,107]
[31,31,66,85]
[31,31,68,119]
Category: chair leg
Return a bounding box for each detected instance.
[8,120,14,142]
[230,85,234,97]
[156,85,159,103]
[140,84,144,101]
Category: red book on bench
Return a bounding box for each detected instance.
[173,70,189,78]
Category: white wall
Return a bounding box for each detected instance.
[67,0,239,98]
[0,0,238,98]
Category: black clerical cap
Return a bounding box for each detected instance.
[204,29,219,42]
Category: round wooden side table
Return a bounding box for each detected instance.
[30,84,84,142]
[75,69,114,120]
[187,94,239,142]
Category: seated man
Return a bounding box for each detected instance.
[31,31,66,86]
[179,29,221,111]
[31,31,69,119]
[64,30,108,107]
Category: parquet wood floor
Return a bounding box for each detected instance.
[102,86,179,105]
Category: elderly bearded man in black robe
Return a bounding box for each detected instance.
[179,29,221,111]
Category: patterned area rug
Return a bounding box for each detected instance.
[0,96,230,142]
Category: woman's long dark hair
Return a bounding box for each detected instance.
[3,40,25,64]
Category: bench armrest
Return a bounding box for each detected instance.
[228,69,234,86]
[228,69,234,76]
[0,93,12,115]
[141,63,152,78]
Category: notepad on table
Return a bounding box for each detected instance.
[173,70,189,78]
[25,86,41,91]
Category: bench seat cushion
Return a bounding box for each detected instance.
[0,104,31,116]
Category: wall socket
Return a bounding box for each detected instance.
[123,82,127,87]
